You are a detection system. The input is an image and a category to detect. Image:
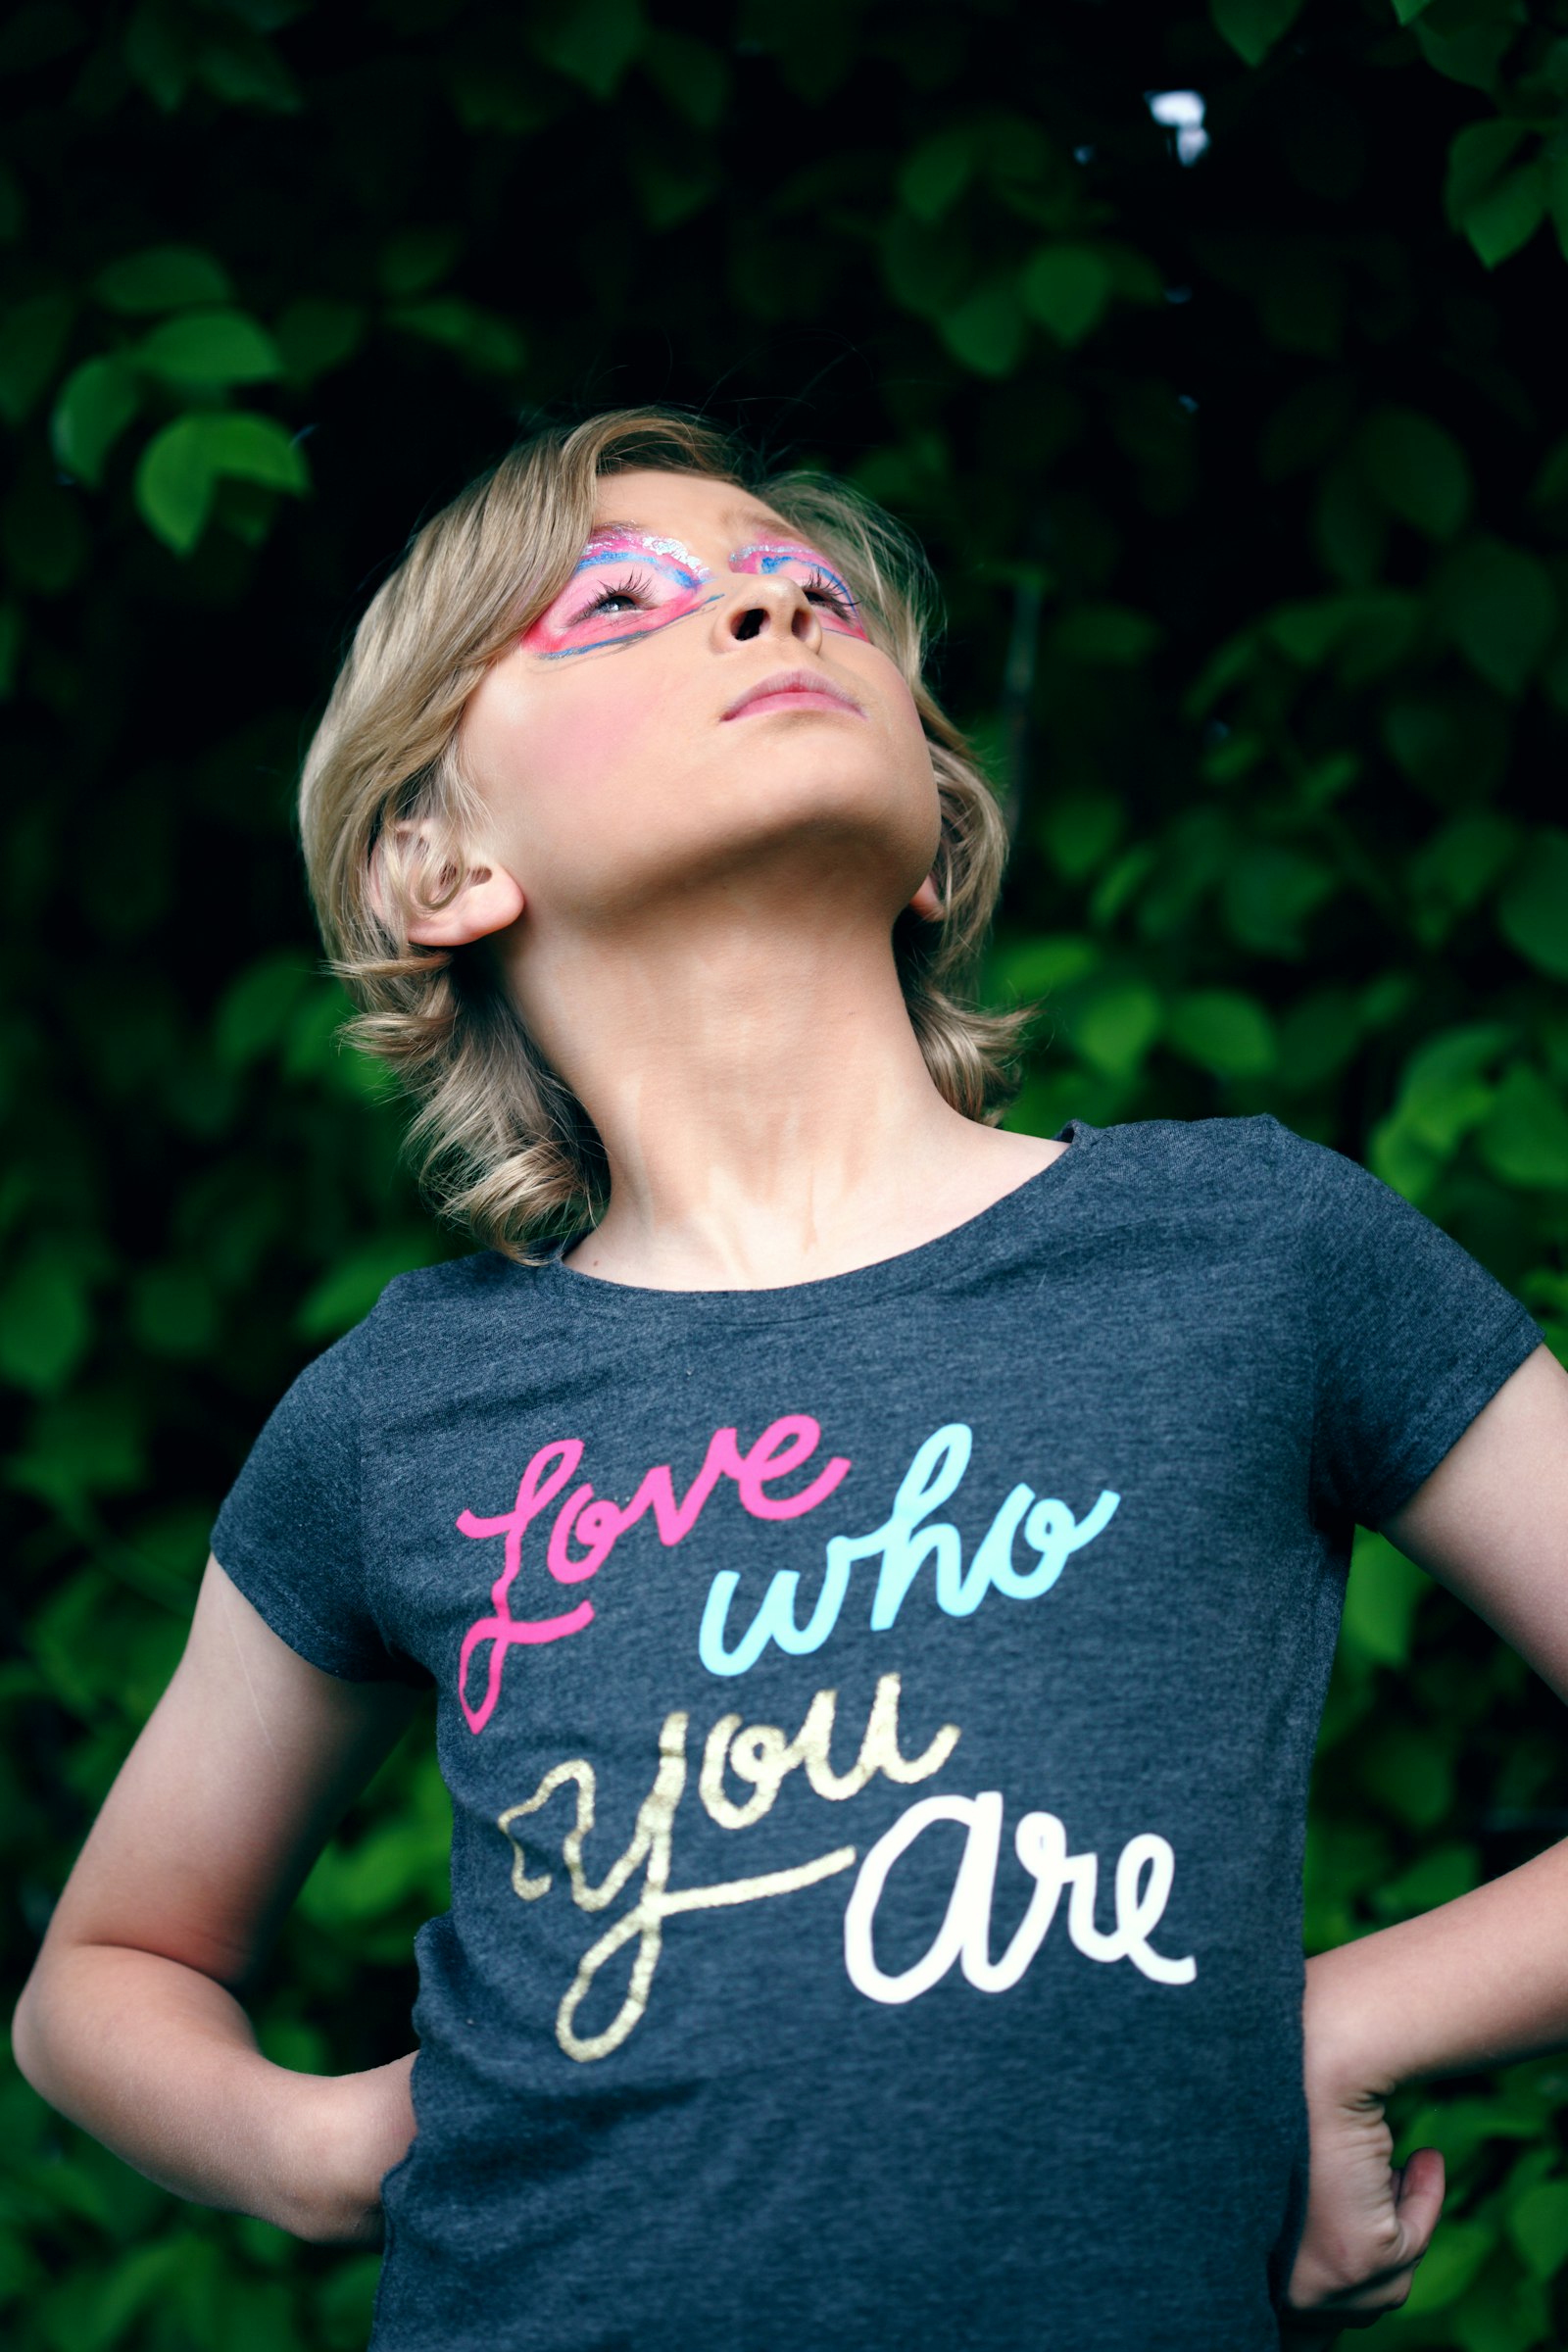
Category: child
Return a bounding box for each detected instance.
[14,407,1567,2350]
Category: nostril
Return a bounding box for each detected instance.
[735,607,765,641]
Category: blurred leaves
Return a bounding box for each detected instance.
[4,1,1568,2346]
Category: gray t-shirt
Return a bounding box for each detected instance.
[211,1112,1544,2351]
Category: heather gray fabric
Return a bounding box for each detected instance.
[212,1112,1544,2352]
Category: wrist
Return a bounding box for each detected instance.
[1301,1943,1398,2105]
[246,2060,386,2244]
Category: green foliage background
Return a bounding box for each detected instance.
[3,0,1568,2342]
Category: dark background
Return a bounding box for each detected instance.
[3,0,1568,2342]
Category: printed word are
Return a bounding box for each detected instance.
[496,1673,957,2062]
[844,1791,1197,2005]
[700,1422,1119,1677]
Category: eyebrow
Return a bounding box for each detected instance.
[588,513,808,546]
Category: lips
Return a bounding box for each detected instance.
[721,668,863,721]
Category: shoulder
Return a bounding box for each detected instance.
[1089,1110,1374,1196]
[1081,1109,1306,1198]
[281,1248,541,1411]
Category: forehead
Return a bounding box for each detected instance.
[587,468,795,546]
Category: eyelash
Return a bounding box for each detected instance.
[580,573,651,618]
[576,568,858,622]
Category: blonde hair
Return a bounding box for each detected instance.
[299,406,1031,1261]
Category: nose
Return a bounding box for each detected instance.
[714,568,823,650]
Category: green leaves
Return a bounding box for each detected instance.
[532,0,643,100]
[1508,2180,1568,2282]
[94,245,232,313]
[1497,830,1568,980]
[1166,990,1278,1077]
[1020,246,1111,345]
[133,412,309,554]
[134,308,284,386]
[50,357,140,486]
[1445,121,1545,269]
[1354,407,1471,539]
[1210,0,1306,69]
[1437,538,1557,696]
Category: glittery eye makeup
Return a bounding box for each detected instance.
[730,542,866,636]
[521,531,717,660]
[520,528,868,659]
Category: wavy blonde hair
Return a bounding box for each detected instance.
[299,406,1030,1261]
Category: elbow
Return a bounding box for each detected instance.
[11,1967,51,2099]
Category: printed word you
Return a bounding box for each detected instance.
[496,1672,956,2062]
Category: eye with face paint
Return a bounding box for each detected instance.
[730,542,867,638]
[520,530,720,661]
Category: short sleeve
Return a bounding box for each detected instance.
[1272,1117,1547,1530]
[210,1324,427,1685]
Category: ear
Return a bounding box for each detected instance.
[907,872,942,921]
[374,825,525,947]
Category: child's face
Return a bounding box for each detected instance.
[455,468,939,940]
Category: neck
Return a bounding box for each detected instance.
[503,891,1057,1291]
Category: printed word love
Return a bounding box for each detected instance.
[700,1422,1119,1676]
[457,1416,850,1733]
[495,1673,957,2063]
[845,1791,1196,2005]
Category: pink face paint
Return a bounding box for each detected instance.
[731,541,868,638]
[521,529,718,660]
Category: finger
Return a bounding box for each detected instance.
[1392,2145,1446,2264]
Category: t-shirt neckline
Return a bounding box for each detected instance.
[532,1117,1102,1324]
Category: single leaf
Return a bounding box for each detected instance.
[133,416,217,553]
[135,307,284,385]
[296,1232,443,1342]
[1475,1064,1568,1189]
[389,299,527,375]
[379,227,462,299]
[1166,990,1278,1078]
[1052,603,1164,664]
[1035,793,1124,882]
[1342,1528,1427,1666]
[1444,120,1529,229]
[532,0,644,100]
[939,279,1027,376]
[197,410,310,493]
[1508,2179,1568,2281]
[1463,163,1546,269]
[50,356,140,486]
[0,289,74,424]
[133,409,307,552]
[899,127,976,222]
[1354,407,1471,538]
[641,29,729,128]
[273,296,365,382]
[1497,831,1568,981]
[1020,245,1110,345]
[1220,843,1335,957]
[1067,977,1163,1077]
[1209,0,1306,69]
[95,244,231,313]
[1439,538,1556,696]
[0,1250,93,1395]
[1394,1022,1511,1152]
[195,23,302,112]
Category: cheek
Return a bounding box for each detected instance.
[464,665,681,851]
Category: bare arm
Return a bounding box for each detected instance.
[1284,1340,1568,2330]
[11,1556,425,2244]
